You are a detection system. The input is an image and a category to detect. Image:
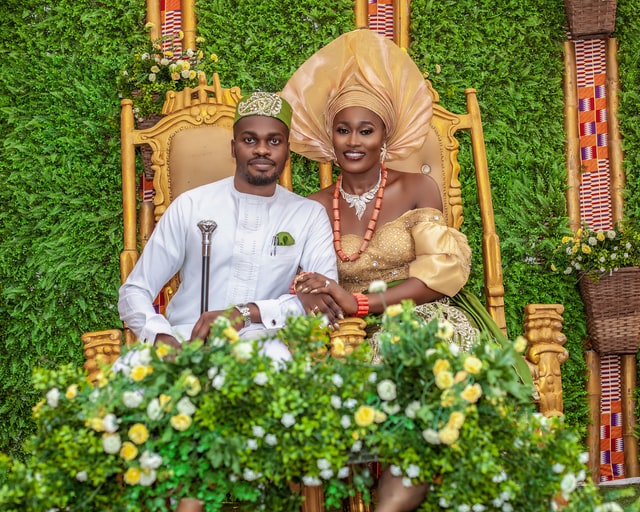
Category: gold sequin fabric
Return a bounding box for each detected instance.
[338,207,471,297]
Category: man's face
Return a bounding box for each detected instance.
[231,116,290,193]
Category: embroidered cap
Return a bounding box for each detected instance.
[234,92,292,129]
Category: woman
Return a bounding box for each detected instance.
[282,29,533,512]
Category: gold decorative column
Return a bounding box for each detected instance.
[563,40,581,232]
[586,350,601,483]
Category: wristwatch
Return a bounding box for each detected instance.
[234,303,251,329]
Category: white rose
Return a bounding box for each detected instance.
[253,372,268,386]
[75,471,88,482]
[146,398,163,420]
[232,341,253,361]
[123,390,144,408]
[103,413,119,433]
[102,433,122,454]
[281,413,296,428]
[377,379,397,401]
[140,450,163,470]
[252,425,265,438]
[139,469,157,486]
[176,396,196,416]
[368,280,388,293]
[46,388,60,408]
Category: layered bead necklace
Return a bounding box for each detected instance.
[332,165,388,262]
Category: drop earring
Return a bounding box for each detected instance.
[380,142,388,163]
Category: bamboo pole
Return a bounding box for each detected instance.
[182,0,197,51]
[354,0,368,29]
[563,40,582,231]
[585,350,601,483]
[394,0,410,48]
[621,354,639,477]
[146,0,161,40]
[606,37,624,225]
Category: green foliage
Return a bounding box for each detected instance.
[0,309,612,511]
[2,0,640,480]
[408,0,591,426]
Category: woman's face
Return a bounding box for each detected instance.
[332,106,386,175]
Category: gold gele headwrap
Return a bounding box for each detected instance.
[234,91,292,130]
[281,28,433,163]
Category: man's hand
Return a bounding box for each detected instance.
[154,333,182,352]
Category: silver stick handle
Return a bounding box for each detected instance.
[197,220,217,314]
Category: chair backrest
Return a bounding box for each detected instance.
[119,72,242,345]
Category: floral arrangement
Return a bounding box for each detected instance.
[117,26,219,122]
[550,220,640,280]
[0,303,618,511]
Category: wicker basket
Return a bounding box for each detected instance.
[564,0,617,38]
[578,267,640,355]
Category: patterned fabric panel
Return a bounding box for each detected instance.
[600,355,625,481]
[368,0,395,39]
[575,38,613,232]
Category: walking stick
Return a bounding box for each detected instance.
[197,220,217,314]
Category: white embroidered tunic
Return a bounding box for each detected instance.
[118,177,337,344]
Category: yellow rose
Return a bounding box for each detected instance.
[130,365,149,382]
[435,371,454,390]
[124,467,142,485]
[440,390,455,407]
[164,50,174,58]
[597,231,605,241]
[159,394,172,410]
[120,441,138,461]
[561,236,572,244]
[32,399,45,418]
[384,304,403,317]
[184,375,201,396]
[454,370,468,384]
[178,30,184,40]
[128,423,149,445]
[513,336,528,353]
[448,411,465,429]
[463,356,483,374]
[438,425,460,445]
[223,326,240,342]
[374,410,388,423]
[576,228,583,238]
[461,383,483,404]
[433,359,450,375]
[354,405,375,427]
[88,417,105,432]
[581,244,591,254]
[155,344,170,359]
[171,72,180,81]
[170,413,193,431]
[96,372,109,388]
[65,384,78,400]
[210,53,219,62]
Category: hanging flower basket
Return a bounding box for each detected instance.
[578,267,640,354]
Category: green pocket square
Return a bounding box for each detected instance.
[276,232,295,246]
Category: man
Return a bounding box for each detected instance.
[118,92,338,360]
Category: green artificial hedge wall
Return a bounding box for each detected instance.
[0,0,639,460]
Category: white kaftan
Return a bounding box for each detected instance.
[118,177,336,350]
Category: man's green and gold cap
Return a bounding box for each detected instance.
[234,92,292,129]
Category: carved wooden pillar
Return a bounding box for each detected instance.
[524,304,569,417]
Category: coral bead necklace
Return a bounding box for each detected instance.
[332,165,388,262]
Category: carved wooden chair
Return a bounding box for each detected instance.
[82,70,568,512]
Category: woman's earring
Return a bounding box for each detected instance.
[380,143,388,163]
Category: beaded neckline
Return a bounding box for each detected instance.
[332,165,388,262]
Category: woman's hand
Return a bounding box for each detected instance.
[294,272,359,317]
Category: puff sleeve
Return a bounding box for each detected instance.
[409,222,472,297]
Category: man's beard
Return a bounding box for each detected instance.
[243,166,283,186]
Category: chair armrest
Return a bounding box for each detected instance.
[81,329,123,383]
